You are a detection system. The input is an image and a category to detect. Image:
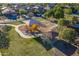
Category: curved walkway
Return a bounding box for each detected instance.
[0,23,58,39]
[0,24,34,38]
[15,24,34,38]
[0,24,16,27]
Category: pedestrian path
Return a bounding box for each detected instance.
[0,24,16,27]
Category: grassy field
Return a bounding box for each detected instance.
[32,17,45,22]
[8,17,45,25]
[0,27,54,56]
[8,21,24,25]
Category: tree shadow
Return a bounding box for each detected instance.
[34,37,77,56]
[33,31,77,56]
[52,39,77,56]
[0,35,10,49]
[33,37,52,51]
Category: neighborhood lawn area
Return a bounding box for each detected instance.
[8,21,24,25]
[32,17,45,22]
[0,27,54,56]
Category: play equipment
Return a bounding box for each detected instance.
[23,19,44,33]
[23,19,46,33]
[30,24,39,32]
[24,23,39,32]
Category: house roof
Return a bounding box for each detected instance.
[14,4,21,9]
[33,6,39,9]
[2,8,16,14]
[71,24,79,29]
[1,7,7,10]
[72,14,79,18]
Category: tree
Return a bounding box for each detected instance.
[0,31,9,49]
[57,19,70,32]
[64,8,72,15]
[19,9,27,15]
[44,9,53,19]
[53,5,64,19]
[59,28,77,43]
[44,5,64,19]
[33,9,39,14]
[71,16,78,24]
[2,25,12,32]
[58,19,70,26]
[73,6,79,12]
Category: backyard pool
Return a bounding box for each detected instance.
[4,13,19,20]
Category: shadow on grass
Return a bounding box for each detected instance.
[33,37,52,51]
[32,31,77,56]
[33,36,77,56]
[53,39,77,56]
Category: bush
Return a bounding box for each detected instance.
[2,25,12,32]
[70,16,78,25]
[19,9,27,15]
[58,19,70,26]
[64,8,72,14]
[58,28,77,43]
[53,5,64,19]
[57,19,70,32]
[0,31,9,49]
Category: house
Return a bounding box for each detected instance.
[2,8,18,20]
[2,8,15,14]
[70,24,79,35]
[71,24,79,29]
[33,6,39,9]
[33,6,45,17]
[48,3,56,8]
[14,4,21,10]
[22,15,30,20]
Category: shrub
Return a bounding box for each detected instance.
[2,25,12,32]
[0,31,9,49]
[58,28,77,43]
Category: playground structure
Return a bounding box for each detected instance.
[15,19,44,38]
[22,19,45,33]
[24,23,39,33]
[15,19,57,39]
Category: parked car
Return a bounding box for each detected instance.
[22,15,30,20]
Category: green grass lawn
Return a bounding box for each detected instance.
[0,27,54,56]
[32,17,45,22]
[9,17,45,25]
[8,21,24,25]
